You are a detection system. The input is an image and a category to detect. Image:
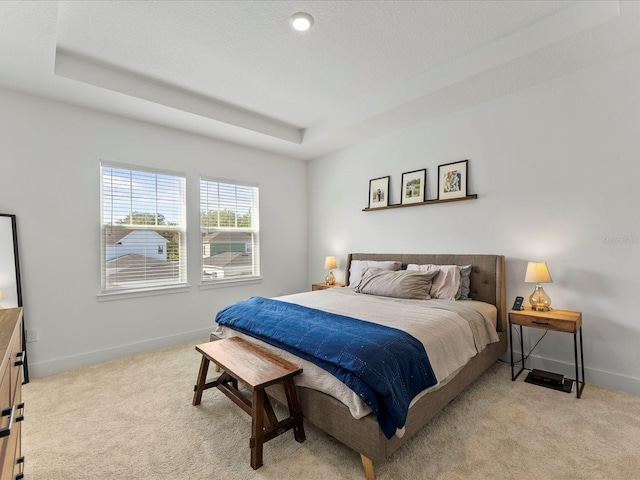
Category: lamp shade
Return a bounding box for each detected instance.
[0,290,3,301]
[525,262,552,283]
[324,256,337,270]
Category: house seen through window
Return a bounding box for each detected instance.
[200,177,260,282]
[101,163,187,293]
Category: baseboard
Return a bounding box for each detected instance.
[28,327,212,378]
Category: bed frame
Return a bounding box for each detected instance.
[270,253,507,479]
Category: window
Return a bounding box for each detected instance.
[200,177,260,282]
[101,163,186,293]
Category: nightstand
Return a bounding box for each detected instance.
[312,282,345,291]
[509,306,585,398]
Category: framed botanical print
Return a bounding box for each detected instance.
[437,160,468,200]
[368,176,390,208]
[401,169,426,205]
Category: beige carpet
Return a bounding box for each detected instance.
[23,339,640,480]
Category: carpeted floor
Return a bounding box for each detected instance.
[23,339,640,479]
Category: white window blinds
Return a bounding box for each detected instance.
[200,177,260,282]
[101,163,187,292]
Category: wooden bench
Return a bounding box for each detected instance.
[192,336,306,469]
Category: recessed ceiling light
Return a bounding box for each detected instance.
[290,12,314,32]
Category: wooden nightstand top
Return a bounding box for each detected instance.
[509,306,582,333]
[312,282,345,291]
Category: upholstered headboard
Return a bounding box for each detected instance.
[345,253,507,332]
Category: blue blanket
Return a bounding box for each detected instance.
[215,296,437,439]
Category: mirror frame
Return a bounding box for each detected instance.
[0,213,28,383]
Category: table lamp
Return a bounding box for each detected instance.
[324,256,337,285]
[525,261,552,311]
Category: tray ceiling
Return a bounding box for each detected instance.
[1,1,638,159]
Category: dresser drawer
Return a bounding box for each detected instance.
[0,308,24,480]
[9,329,23,403]
[0,366,10,429]
[1,365,16,480]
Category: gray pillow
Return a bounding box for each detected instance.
[355,268,439,300]
[456,264,472,300]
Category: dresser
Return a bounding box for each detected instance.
[0,307,24,479]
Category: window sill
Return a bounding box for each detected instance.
[199,277,263,290]
[98,284,191,301]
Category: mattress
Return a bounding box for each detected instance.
[216,287,499,421]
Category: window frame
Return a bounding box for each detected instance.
[199,176,260,286]
[100,161,187,296]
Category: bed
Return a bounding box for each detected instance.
[213,253,507,479]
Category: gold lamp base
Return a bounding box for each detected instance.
[325,270,335,285]
[529,284,551,311]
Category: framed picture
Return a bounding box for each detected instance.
[368,176,390,208]
[437,160,468,200]
[401,169,426,205]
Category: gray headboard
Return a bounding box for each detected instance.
[345,253,507,332]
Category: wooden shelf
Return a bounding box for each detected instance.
[362,194,477,211]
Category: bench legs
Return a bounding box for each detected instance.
[192,355,209,406]
[193,354,306,470]
[249,384,305,469]
[283,378,306,443]
[251,389,266,469]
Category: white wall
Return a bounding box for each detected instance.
[0,90,308,377]
[2,47,639,395]
[308,49,640,395]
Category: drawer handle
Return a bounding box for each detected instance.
[14,351,25,367]
[0,405,16,438]
[15,456,25,480]
[532,320,549,326]
[0,403,23,437]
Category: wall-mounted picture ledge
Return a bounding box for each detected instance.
[362,194,477,212]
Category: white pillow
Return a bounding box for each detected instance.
[348,260,401,287]
[406,264,461,300]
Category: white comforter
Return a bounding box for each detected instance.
[216,288,499,421]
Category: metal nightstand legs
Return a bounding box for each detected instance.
[509,323,526,381]
[510,323,586,398]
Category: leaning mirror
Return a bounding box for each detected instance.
[0,213,28,382]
